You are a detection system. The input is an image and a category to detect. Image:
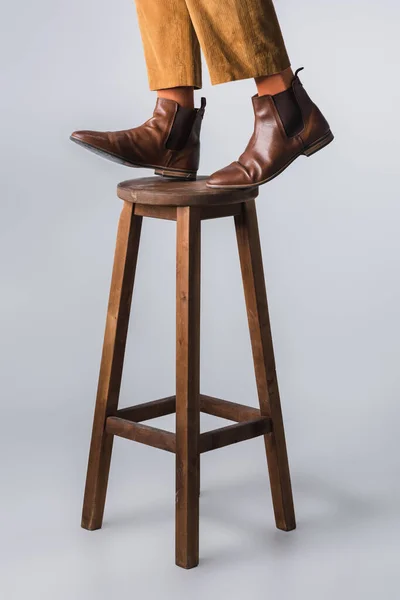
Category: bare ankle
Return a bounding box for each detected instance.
[157,86,195,109]
[255,67,294,96]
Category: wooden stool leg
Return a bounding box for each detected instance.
[81,202,142,531]
[235,200,296,532]
[175,206,201,569]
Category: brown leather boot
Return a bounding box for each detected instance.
[70,97,206,180]
[207,69,333,189]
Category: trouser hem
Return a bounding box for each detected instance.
[147,57,291,90]
[150,80,203,91]
[210,58,291,86]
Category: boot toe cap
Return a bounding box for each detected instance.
[70,130,106,144]
[70,130,119,161]
[207,161,254,189]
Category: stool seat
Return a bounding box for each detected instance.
[117,175,259,206]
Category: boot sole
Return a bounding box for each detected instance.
[69,136,197,181]
[206,130,334,190]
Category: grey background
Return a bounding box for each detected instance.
[1,0,399,597]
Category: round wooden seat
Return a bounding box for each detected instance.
[117,176,259,207]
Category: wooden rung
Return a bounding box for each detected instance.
[200,417,272,453]
[116,396,176,422]
[200,394,261,422]
[200,204,242,221]
[134,204,177,221]
[106,417,176,453]
[117,395,261,424]
[133,203,241,222]
[107,413,270,455]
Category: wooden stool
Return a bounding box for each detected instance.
[81,176,296,569]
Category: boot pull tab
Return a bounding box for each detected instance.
[199,97,207,117]
[294,67,305,79]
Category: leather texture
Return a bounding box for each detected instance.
[70,97,206,176]
[207,72,332,189]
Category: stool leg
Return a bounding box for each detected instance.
[175,206,201,569]
[81,202,142,531]
[235,200,296,532]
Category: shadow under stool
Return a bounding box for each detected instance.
[81,176,296,569]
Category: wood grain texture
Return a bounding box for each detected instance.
[200,204,242,220]
[200,417,272,453]
[134,204,177,221]
[235,200,296,532]
[175,206,201,569]
[81,202,142,531]
[117,176,259,207]
[133,203,242,221]
[200,394,261,422]
[106,417,176,453]
[117,395,260,424]
[81,177,296,568]
[116,396,176,422]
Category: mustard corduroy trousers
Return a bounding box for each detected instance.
[134,0,290,91]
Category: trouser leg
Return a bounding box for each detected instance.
[134,0,202,90]
[134,0,289,90]
[184,0,290,85]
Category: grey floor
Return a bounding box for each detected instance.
[2,408,399,600]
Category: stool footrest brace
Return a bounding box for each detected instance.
[116,395,176,422]
[199,417,271,453]
[107,394,272,454]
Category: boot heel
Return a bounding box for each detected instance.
[303,131,334,157]
[154,168,197,181]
